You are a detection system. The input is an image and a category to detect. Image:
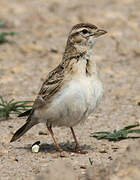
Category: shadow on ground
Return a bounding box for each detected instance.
[16,142,92,153]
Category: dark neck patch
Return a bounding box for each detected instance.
[86,59,90,75]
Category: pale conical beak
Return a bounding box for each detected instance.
[94,29,107,37]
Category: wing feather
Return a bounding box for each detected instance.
[33,64,65,109]
[24,56,80,122]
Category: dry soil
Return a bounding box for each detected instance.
[0,0,140,179]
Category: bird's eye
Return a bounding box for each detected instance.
[81,29,88,34]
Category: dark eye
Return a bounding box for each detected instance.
[81,29,88,34]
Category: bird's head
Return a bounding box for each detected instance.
[67,23,107,49]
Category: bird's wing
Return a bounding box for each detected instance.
[33,63,65,109]
[33,57,79,110]
[23,57,78,122]
[18,64,65,118]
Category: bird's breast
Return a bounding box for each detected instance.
[45,75,103,126]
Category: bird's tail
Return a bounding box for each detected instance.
[10,119,36,142]
[18,109,32,117]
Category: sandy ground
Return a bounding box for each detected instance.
[0,0,140,179]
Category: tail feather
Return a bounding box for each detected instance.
[18,109,32,117]
[10,121,36,142]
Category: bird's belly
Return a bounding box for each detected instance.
[38,77,103,127]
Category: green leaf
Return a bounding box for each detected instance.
[0,96,33,119]
[0,32,17,44]
[91,131,110,135]
[122,124,139,130]
[127,129,140,134]
[90,124,140,141]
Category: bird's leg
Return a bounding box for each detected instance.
[70,127,86,154]
[47,126,62,152]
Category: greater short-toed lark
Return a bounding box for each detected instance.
[10,23,107,153]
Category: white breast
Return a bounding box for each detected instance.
[37,74,103,127]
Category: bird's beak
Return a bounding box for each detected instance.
[94,29,107,37]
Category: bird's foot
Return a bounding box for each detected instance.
[57,147,63,153]
[50,148,63,154]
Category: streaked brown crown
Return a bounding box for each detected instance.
[71,23,97,31]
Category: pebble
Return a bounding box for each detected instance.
[31,141,40,153]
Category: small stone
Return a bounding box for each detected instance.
[59,151,68,157]
[38,131,48,135]
[14,158,18,162]
[99,149,107,153]
[70,153,75,156]
[108,156,113,160]
[31,141,40,153]
[32,144,40,153]
[80,165,86,169]
[50,48,58,53]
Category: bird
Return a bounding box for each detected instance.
[10,23,107,153]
